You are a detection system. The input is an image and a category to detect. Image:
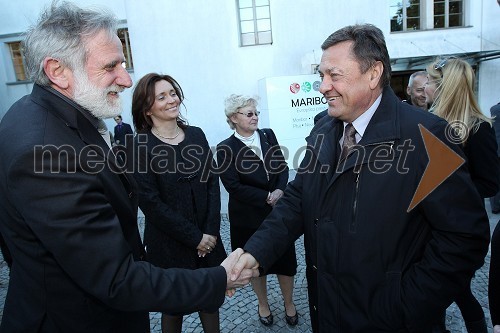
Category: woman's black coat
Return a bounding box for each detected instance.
[216,129,289,229]
[134,126,225,269]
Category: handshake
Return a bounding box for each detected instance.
[220,248,259,297]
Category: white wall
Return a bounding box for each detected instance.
[124,0,387,147]
[1,0,499,145]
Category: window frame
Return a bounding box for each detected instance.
[390,0,423,32]
[236,0,273,47]
[7,41,28,82]
[117,26,134,71]
[433,0,464,29]
[390,0,467,33]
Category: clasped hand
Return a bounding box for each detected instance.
[220,248,259,297]
[266,189,284,206]
[197,234,217,257]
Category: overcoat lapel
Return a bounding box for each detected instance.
[306,118,343,184]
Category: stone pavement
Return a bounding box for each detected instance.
[0,203,498,332]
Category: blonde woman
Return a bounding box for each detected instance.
[217,94,298,327]
[427,57,499,333]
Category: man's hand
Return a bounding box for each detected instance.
[220,248,259,296]
[230,250,259,281]
[266,189,284,206]
[494,325,500,333]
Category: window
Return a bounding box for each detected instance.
[434,0,463,28]
[390,0,465,33]
[8,41,27,81]
[237,0,272,46]
[117,28,134,70]
[390,0,422,32]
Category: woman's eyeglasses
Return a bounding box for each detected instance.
[237,111,260,118]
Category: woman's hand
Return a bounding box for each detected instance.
[494,325,500,333]
[266,189,284,206]
[197,234,217,257]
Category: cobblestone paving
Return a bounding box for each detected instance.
[0,208,498,332]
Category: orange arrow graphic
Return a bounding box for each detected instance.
[407,124,465,212]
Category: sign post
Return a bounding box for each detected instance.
[258,74,327,169]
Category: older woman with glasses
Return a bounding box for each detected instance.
[427,57,499,333]
[131,73,226,333]
[216,94,298,327]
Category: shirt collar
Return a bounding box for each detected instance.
[344,93,382,141]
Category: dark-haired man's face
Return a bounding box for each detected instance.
[318,41,382,123]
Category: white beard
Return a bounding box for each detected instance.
[72,68,124,119]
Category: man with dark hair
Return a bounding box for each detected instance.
[113,114,133,145]
[230,24,489,332]
[0,2,255,332]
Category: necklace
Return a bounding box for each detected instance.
[235,131,256,146]
[152,125,180,140]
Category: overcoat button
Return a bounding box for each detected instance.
[128,192,133,198]
[314,218,319,226]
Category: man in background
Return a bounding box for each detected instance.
[490,101,500,214]
[113,114,133,145]
[404,70,428,110]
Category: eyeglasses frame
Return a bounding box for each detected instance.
[236,110,260,118]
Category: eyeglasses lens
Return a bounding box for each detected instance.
[238,111,260,117]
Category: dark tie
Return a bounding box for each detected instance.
[339,123,357,162]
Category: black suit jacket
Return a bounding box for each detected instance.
[0,85,226,333]
[217,129,289,229]
[114,122,133,145]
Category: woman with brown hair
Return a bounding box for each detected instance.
[131,73,226,333]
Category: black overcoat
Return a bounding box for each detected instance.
[0,85,226,333]
[244,87,490,332]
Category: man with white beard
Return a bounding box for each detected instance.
[0,2,256,332]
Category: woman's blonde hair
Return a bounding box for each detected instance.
[426,57,492,143]
[224,94,258,130]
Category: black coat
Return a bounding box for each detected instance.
[0,85,226,333]
[244,87,490,333]
[217,129,289,229]
[133,127,225,269]
[462,121,499,198]
[491,102,500,157]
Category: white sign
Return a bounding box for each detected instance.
[258,74,327,169]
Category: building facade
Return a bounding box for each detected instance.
[0,0,499,149]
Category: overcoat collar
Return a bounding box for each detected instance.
[30,84,134,189]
